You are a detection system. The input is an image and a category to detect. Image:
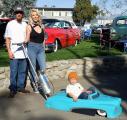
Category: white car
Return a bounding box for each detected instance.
[69,21,78,28]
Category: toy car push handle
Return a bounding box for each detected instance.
[13,43,39,83]
[21,43,53,97]
[21,43,39,83]
[16,43,52,99]
[39,71,51,94]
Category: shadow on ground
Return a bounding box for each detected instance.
[26,116,64,120]
[65,47,127,117]
[83,56,127,115]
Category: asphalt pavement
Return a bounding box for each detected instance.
[0,77,127,120]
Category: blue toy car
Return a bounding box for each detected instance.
[44,88,122,119]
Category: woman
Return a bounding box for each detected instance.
[25,9,46,93]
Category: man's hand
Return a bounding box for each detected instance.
[5,37,14,59]
[8,50,14,59]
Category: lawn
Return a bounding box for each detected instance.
[0,38,122,67]
[0,48,9,67]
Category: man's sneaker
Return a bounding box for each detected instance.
[18,89,30,93]
[34,90,39,93]
[30,82,39,93]
[33,87,39,93]
[46,93,51,97]
[8,91,16,98]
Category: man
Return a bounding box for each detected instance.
[5,7,29,98]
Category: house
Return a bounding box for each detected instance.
[34,7,74,22]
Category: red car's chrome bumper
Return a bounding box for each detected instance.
[45,43,55,51]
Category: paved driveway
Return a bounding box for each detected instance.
[0,77,127,120]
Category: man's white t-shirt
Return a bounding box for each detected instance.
[4,20,27,59]
[66,83,84,98]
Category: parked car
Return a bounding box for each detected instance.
[99,16,127,49]
[0,18,14,46]
[44,19,81,52]
[110,16,127,41]
[45,88,122,119]
[42,18,60,27]
[100,16,127,41]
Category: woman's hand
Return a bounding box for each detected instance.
[24,40,28,44]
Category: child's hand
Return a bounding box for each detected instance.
[73,96,78,102]
[82,89,87,92]
[86,90,92,94]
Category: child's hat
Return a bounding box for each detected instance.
[68,71,78,80]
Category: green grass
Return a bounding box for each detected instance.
[0,48,9,67]
[46,39,122,61]
[0,38,122,67]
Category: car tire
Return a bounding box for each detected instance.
[97,110,107,117]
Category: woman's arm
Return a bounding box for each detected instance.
[25,25,31,43]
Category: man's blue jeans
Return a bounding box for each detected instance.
[27,42,46,82]
[9,59,27,93]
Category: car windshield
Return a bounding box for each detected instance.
[45,21,61,28]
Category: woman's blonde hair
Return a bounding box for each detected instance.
[28,9,42,26]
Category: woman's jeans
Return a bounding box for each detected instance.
[9,59,27,93]
[27,42,46,82]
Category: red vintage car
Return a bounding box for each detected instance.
[44,19,81,52]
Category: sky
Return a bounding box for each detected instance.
[36,0,102,8]
[35,0,112,13]
[35,0,125,15]
[36,0,76,8]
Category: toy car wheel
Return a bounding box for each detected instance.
[97,110,106,117]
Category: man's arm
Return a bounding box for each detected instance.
[5,37,14,59]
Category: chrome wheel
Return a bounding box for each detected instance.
[74,40,78,46]
[97,110,107,117]
[53,40,58,52]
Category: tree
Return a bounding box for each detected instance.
[99,0,127,15]
[1,0,36,18]
[73,0,99,25]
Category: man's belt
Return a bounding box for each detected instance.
[11,43,23,46]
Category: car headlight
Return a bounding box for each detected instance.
[44,32,48,40]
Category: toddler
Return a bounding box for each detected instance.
[66,71,93,101]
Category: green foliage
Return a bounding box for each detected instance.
[73,0,99,25]
[0,39,122,67]
[1,0,36,17]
